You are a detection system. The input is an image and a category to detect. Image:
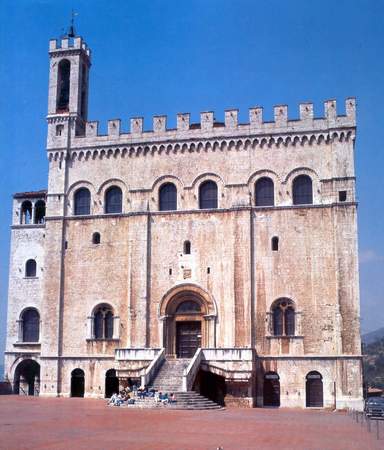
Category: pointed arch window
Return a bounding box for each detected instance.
[159,183,177,211]
[199,180,218,209]
[21,201,32,225]
[74,188,91,215]
[255,177,274,206]
[293,175,313,205]
[271,299,295,336]
[105,186,122,214]
[34,200,46,224]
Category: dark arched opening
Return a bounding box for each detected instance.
[25,259,37,278]
[34,200,46,224]
[183,240,191,254]
[105,369,119,398]
[263,372,280,407]
[92,232,101,244]
[13,359,40,396]
[199,180,218,209]
[159,183,177,211]
[21,201,32,225]
[293,175,313,205]
[57,59,70,112]
[74,188,91,215]
[22,308,40,342]
[255,177,274,206]
[306,371,323,407]
[71,368,85,397]
[105,186,122,214]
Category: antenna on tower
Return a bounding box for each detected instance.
[67,9,78,38]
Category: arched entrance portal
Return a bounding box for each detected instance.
[14,359,40,396]
[263,372,280,407]
[71,369,85,397]
[105,369,119,398]
[306,371,323,407]
[160,284,217,358]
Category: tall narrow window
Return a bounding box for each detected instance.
[34,200,46,224]
[56,59,71,112]
[184,240,191,254]
[92,232,101,245]
[293,175,313,205]
[159,183,177,211]
[105,186,122,214]
[199,180,218,209]
[21,308,40,342]
[271,299,295,336]
[272,237,279,251]
[93,305,114,339]
[255,177,274,206]
[25,259,37,278]
[21,201,32,225]
[74,188,91,215]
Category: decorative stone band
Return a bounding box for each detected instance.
[47,129,355,163]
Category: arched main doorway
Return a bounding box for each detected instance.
[263,372,280,407]
[105,369,119,398]
[306,371,323,407]
[160,285,217,358]
[71,369,85,397]
[13,359,40,396]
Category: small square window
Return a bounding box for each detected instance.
[339,191,347,202]
[56,124,64,136]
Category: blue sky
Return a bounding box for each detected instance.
[0,0,383,357]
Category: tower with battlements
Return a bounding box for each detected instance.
[4,33,363,409]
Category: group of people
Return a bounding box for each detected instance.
[107,384,176,407]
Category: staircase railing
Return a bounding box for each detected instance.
[182,348,203,391]
[140,348,165,388]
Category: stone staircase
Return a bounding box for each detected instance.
[147,358,223,410]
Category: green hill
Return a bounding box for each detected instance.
[363,336,384,389]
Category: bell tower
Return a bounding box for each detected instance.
[47,30,91,144]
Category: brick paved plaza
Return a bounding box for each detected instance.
[0,397,381,450]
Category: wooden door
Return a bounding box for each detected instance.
[306,372,323,407]
[263,373,280,406]
[176,321,201,358]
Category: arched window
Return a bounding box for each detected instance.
[272,236,279,251]
[92,232,101,245]
[21,308,40,342]
[74,188,91,215]
[271,299,295,336]
[57,59,70,112]
[255,177,274,206]
[293,175,313,205]
[105,186,122,214]
[176,301,201,314]
[159,183,177,211]
[25,259,37,278]
[34,200,46,224]
[184,241,191,254]
[93,305,114,339]
[21,201,32,225]
[199,180,218,209]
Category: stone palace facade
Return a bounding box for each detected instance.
[4,34,363,409]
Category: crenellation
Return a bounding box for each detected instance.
[153,115,167,133]
[299,102,314,121]
[274,105,288,126]
[108,119,121,136]
[325,99,337,124]
[85,121,98,137]
[201,111,214,130]
[61,38,69,49]
[225,109,239,129]
[131,117,143,135]
[71,99,355,148]
[177,113,190,131]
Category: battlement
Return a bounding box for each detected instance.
[73,98,355,145]
[49,36,91,57]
